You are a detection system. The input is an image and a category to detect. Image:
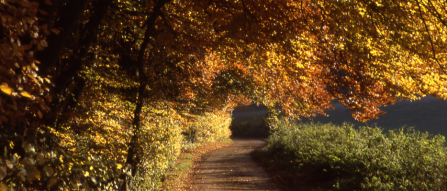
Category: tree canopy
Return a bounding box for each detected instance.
[1,0,447,189]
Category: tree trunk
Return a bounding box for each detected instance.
[120,0,170,190]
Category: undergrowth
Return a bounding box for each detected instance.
[260,121,447,190]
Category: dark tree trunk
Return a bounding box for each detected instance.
[120,0,171,190]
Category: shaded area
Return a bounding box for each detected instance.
[230,105,270,138]
[253,149,333,191]
[191,139,280,191]
[301,96,447,137]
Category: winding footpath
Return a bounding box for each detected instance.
[191,139,280,191]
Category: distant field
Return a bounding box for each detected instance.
[232,96,447,137]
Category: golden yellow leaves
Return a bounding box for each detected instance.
[46,126,77,148]
[0,83,35,101]
[0,83,12,95]
[19,91,32,98]
[296,62,305,69]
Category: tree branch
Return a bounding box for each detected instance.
[416,0,447,75]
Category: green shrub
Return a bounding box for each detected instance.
[262,121,447,190]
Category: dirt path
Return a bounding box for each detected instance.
[191,139,280,191]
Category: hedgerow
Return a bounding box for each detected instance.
[262,121,447,190]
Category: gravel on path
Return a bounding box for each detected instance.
[191,139,280,191]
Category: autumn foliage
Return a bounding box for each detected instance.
[1,0,447,190]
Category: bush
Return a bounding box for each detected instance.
[128,107,183,190]
[184,111,232,144]
[262,121,447,190]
